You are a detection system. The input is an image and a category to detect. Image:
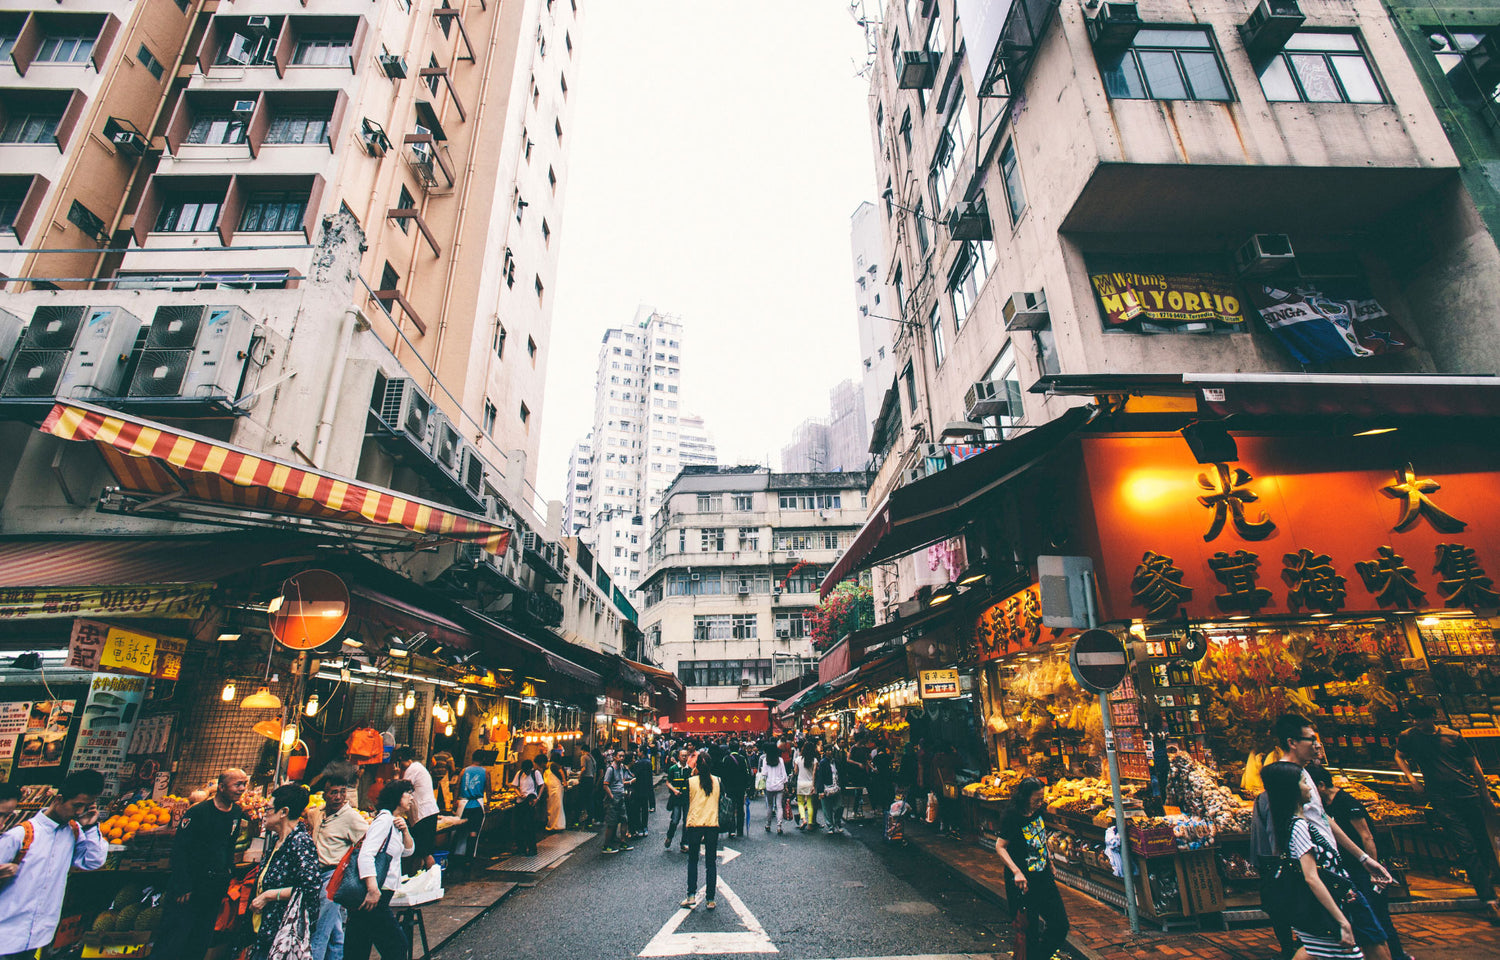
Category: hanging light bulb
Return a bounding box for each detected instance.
[281,723,298,749]
[404,687,415,710]
[221,680,236,702]
[304,694,320,717]
[395,701,405,717]
[456,693,466,716]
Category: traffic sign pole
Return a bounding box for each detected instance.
[1083,572,1141,935]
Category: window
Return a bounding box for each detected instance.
[542,218,551,245]
[701,528,725,551]
[696,494,723,512]
[985,343,1025,437]
[293,35,351,66]
[893,262,905,317]
[67,200,104,239]
[930,303,946,367]
[534,275,544,301]
[493,322,506,358]
[1000,140,1027,223]
[914,199,929,253]
[555,118,563,141]
[138,45,165,80]
[519,401,530,424]
[926,15,945,59]
[0,191,23,237]
[394,186,414,234]
[217,32,275,66]
[186,114,247,145]
[1101,28,1232,101]
[1259,32,1383,104]
[678,528,686,553]
[731,614,758,639]
[875,103,885,151]
[739,527,759,550]
[378,262,400,309]
[775,609,812,640]
[482,400,496,436]
[949,239,996,328]
[547,166,557,192]
[264,113,328,145]
[899,107,912,152]
[883,179,895,219]
[36,32,95,63]
[732,493,753,511]
[238,191,306,232]
[426,55,441,96]
[560,73,568,97]
[157,195,222,233]
[929,86,972,210]
[0,111,61,144]
[527,335,537,359]
[677,659,773,687]
[903,361,918,416]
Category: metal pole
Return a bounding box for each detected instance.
[1085,571,1140,934]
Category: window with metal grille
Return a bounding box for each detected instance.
[239,191,307,232]
[265,113,329,145]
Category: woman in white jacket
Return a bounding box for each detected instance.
[759,744,789,834]
[346,780,416,960]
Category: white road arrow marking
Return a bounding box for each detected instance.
[637,879,777,956]
[716,845,740,864]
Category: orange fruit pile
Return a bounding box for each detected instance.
[101,800,173,845]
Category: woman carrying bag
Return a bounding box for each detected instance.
[250,785,322,960]
[759,743,788,834]
[344,780,416,960]
[681,749,721,912]
[1263,760,1364,959]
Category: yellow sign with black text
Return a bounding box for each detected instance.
[919,669,961,700]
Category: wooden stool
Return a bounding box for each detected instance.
[397,906,430,959]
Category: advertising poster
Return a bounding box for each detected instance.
[70,674,147,780]
[18,700,76,769]
[125,715,176,796]
[1091,270,1247,333]
[0,701,33,781]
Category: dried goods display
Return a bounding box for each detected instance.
[1166,752,1254,835]
[963,769,1024,800]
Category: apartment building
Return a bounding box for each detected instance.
[0,0,581,491]
[779,379,869,473]
[854,0,1500,612]
[562,433,591,536]
[851,200,899,437]
[570,305,717,589]
[637,467,871,720]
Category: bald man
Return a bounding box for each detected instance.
[154,769,249,960]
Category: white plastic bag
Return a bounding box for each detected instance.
[392,864,443,907]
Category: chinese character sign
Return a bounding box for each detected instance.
[70,674,147,780]
[100,628,157,675]
[0,701,33,780]
[0,584,213,621]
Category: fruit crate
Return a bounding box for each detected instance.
[1127,822,1178,858]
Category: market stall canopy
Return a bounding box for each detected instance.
[467,611,601,688]
[350,585,474,652]
[626,658,686,703]
[0,535,294,587]
[758,671,816,704]
[820,406,1094,598]
[775,681,830,718]
[41,401,510,555]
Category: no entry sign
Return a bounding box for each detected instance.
[1070,629,1130,693]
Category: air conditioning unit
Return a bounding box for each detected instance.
[458,444,485,498]
[372,376,437,452]
[1088,2,1142,50]
[128,305,254,400]
[946,198,992,241]
[1234,233,1296,277]
[775,626,792,639]
[690,573,701,581]
[522,531,541,553]
[737,584,751,595]
[898,50,938,89]
[0,308,22,369]
[432,414,460,473]
[111,130,148,157]
[378,53,409,79]
[245,15,273,33]
[1239,0,1306,58]
[1002,290,1050,331]
[3,306,140,399]
[965,380,1014,420]
[232,99,257,115]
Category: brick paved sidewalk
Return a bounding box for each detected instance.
[900,829,1500,960]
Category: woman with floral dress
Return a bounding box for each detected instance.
[251,784,324,960]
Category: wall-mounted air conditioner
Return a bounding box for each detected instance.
[898,50,938,89]
[112,130,148,157]
[232,100,257,115]
[0,308,24,372]
[459,445,485,498]
[372,375,437,453]
[432,414,460,473]
[1234,233,1296,277]
[1002,290,1050,331]
[1088,2,1142,50]
[2,306,140,399]
[128,305,255,400]
[1239,0,1306,58]
[965,380,1011,420]
[946,198,993,241]
[378,53,408,79]
[245,15,273,33]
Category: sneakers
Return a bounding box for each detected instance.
[765,824,771,832]
[602,847,619,854]
[777,827,784,834]
[680,844,689,853]
[621,843,635,851]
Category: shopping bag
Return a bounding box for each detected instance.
[1011,905,1029,960]
[926,792,938,823]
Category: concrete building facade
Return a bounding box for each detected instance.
[779,379,869,473]
[851,200,899,438]
[562,433,591,536]
[638,467,873,707]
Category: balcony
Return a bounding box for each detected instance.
[166,89,348,160]
[8,11,120,76]
[197,15,368,79]
[0,174,50,243]
[0,88,87,156]
[404,133,454,190]
[131,172,325,246]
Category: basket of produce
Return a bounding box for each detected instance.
[1128,818,1178,857]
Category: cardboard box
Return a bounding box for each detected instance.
[1180,849,1226,915]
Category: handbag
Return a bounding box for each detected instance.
[332,820,393,909]
[267,890,313,960]
[754,770,767,793]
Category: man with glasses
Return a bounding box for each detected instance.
[308,781,366,960]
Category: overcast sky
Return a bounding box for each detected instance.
[535,1,880,499]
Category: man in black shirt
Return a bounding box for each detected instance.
[994,776,1068,960]
[154,768,249,960]
[628,750,654,837]
[1395,701,1500,919]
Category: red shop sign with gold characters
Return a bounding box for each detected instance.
[974,583,1072,662]
[1075,434,1500,623]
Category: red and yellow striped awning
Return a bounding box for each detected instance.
[41,402,510,555]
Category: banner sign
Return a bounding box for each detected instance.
[69,620,186,679]
[1091,271,1247,333]
[0,701,33,781]
[70,674,147,780]
[18,700,76,769]
[1244,278,1412,365]
[0,584,213,621]
[919,669,961,699]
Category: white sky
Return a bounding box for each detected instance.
[536,1,880,499]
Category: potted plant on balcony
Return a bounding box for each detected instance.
[809,582,873,653]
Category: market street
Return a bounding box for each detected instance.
[432,797,1013,960]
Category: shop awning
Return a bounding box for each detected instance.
[349,585,474,652]
[775,682,830,717]
[805,651,908,714]
[820,406,1093,597]
[674,702,769,733]
[627,658,685,703]
[467,612,601,688]
[41,402,510,555]
[0,535,295,587]
[759,672,816,704]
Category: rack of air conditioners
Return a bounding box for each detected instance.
[126,305,257,402]
[371,374,488,501]
[1,305,142,400]
[905,442,950,486]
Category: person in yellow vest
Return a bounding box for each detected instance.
[681,749,721,911]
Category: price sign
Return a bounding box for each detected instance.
[100,628,157,674]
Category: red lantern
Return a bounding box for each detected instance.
[269,569,350,650]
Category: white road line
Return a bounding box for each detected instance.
[637,880,777,956]
[716,845,741,863]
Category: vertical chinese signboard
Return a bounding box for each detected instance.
[70,674,147,784]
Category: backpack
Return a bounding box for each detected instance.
[1,819,82,888]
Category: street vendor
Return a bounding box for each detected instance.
[0,769,107,960]
[155,767,249,960]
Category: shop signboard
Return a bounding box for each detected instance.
[975,583,1067,662]
[70,621,186,680]
[18,699,76,769]
[1090,270,1247,333]
[0,700,32,781]
[0,583,213,621]
[919,669,961,699]
[1075,434,1500,623]
[70,674,146,782]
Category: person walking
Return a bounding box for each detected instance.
[760,744,788,834]
[1310,766,1410,960]
[601,750,634,854]
[869,740,894,820]
[454,754,487,876]
[250,785,322,960]
[995,777,1069,960]
[572,745,597,828]
[816,748,845,835]
[344,781,415,960]
[155,768,250,960]
[392,747,440,874]
[1395,700,1500,922]
[0,769,106,960]
[720,743,747,838]
[681,748,721,911]
[795,741,818,831]
[630,749,655,837]
[543,762,567,833]
[1262,761,1364,959]
[665,748,691,851]
[511,759,542,856]
[309,780,366,960]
